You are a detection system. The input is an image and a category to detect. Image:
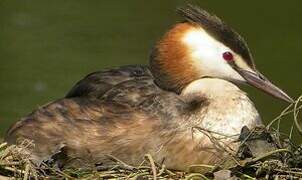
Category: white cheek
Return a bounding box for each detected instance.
[182,29,245,82]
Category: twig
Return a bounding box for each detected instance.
[249,149,294,163]
[193,127,241,166]
[2,166,24,175]
[157,164,166,176]
[0,143,7,150]
[189,164,215,171]
[289,120,295,140]
[185,173,209,180]
[251,164,302,177]
[0,175,10,180]
[266,103,293,129]
[145,154,157,180]
[238,172,256,180]
[0,162,21,166]
[192,127,239,138]
[133,172,149,179]
[293,95,302,135]
[105,154,135,171]
[23,164,30,180]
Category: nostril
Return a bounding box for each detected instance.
[258,73,266,81]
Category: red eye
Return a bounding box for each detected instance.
[222,52,234,62]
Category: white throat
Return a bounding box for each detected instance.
[181,78,243,100]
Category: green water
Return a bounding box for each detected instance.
[0,1,301,139]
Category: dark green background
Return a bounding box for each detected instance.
[0,1,301,138]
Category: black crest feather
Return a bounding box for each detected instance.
[177,4,255,68]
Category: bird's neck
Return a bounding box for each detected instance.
[149,23,200,94]
[180,78,245,102]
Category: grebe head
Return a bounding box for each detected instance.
[150,5,293,103]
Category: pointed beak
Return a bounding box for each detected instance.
[236,68,294,103]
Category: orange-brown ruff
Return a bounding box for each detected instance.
[150,23,200,92]
[5,5,292,171]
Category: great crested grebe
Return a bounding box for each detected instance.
[5,5,293,171]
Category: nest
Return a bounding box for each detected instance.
[0,95,302,179]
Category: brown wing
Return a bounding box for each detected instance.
[65,65,153,98]
[5,76,187,167]
[5,98,186,168]
[5,97,156,166]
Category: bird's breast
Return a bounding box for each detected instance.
[160,91,263,169]
[198,95,262,136]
